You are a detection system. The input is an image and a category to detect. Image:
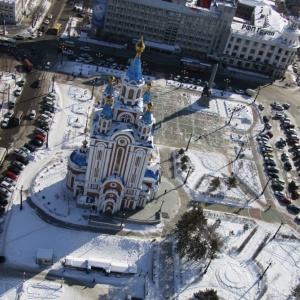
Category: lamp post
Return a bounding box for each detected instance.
[253,86,261,103]
[60,277,64,288]
[272,220,284,239]
[91,78,97,99]
[185,132,192,152]
[184,166,192,184]
[51,72,56,93]
[228,107,239,125]
[236,142,244,160]
[259,261,272,280]
[224,78,230,92]
[261,177,271,195]
[20,185,23,210]
[96,53,103,71]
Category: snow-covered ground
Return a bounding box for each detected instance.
[0,61,299,299]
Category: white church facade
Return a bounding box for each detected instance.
[66,38,160,215]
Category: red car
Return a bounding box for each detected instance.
[6,171,18,181]
[279,197,292,204]
[36,134,46,142]
[266,131,273,138]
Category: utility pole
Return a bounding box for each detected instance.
[236,142,244,160]
[228,107,238,125]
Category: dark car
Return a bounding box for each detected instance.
[272,184,284,191]
[268,172,279,179]
[0,198,8,206]
[0,206,5,215]
[0,256,6,263]
[8,166,21,175]
[265,160,276,167]
[284,161,292,171]
[263,116,269,123]
[24,143,36,152]
[38,123,50,131]
[287,204,300,213]
[16,155,29,165]
[266,166,279,173]
[31,79,41,88]
[30,139,43,147]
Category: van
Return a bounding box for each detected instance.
[13,111,23,125]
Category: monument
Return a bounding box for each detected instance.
[198,63,219,108]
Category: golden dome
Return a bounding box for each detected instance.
[135,36,145,57]
[106,95,113,105]
[146,82,152,91]
[147,102,153,111]
[109,76,115,84]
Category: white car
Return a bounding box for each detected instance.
[63,49,74,55]
[44,19,50,25]
[14,89,22,96]
[38,31,42,37]
[0,187,11,198]
[84,57,93,64]
[235,89,244,94]
[45,62,51,70]
[0,181,15,192]
[1,118,10,128]
[80,46,90,51]
[29,110,36,120]
[29,33,37,39]
[47,14,53,19]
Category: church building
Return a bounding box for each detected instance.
[66,38,160,215]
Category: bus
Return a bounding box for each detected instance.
[23,59,33,72]
[51,23,62,35]
[180,58,211,72]
[0,147,7,167]
[0,36,16,47]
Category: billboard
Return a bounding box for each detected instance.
[92,0,108,28]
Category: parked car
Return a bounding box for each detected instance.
[34,128,47,136]
[14,149,28,158]
[266,131,273,138]
[283,103,290,109]
[1,118,10,128]
[80,46,90,51]
[284,161,292,171]
[268,172,279,179]
[273,113,285,120]
[19,146,30,155]
[14,35,25,40]
[267,166,279,173]
[30,139,43,147]
[36,134,46,142]
[8,166,21,175]
[29,110,36,120]
[24,143,36,152]
[287,204,300,213]
[272,178,285,186]
[265,160,276,167]
[263,116,269,123]
[0,187,11,198]
[63,49,74,55]
[274,191,285,197]
[12,161,25,170]
[279,197,292,204]
[84,57,93,64]
[5,171,18,181]
[272,184,284,191]
[0,181,15,192]
[281,153,289,161]
[2,178,16,186]
[45,62,51,70]
[44,19,49,25]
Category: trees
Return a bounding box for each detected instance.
[175,204,222,261]
[193,289,219,300]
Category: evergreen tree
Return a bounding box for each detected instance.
[194,289,219,300]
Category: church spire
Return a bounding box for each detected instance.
[126,36,144,82]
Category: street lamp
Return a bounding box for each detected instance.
[91,78,97,99]
[51,72,56,93]
[236,142,244,160]
[185,132,192,152]
[259,261,272,280]
[184,166,192,184]
[224,78,230,92]
[228,107,239,125]
[20,185,23,210]
[96,53,103,71]
[261,177,271,195]
[272,220,284,239]
[60,277,64,288]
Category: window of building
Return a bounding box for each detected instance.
[248,56,253,60]
[114,148,123,173]
[258,51,263,55]
[122,86,126,96]
[250,49,255,54]
[128,89,134,99]
[245,62,250,67]
[242,47,247,52]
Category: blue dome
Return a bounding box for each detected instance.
[101,103,112,119]
[141,110,153,125]
[126,56,143,82]
[104,83,114,96]
[70,149,87,167]
[143,90,151,104]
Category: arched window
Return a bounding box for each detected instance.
[120,114,132,123]
[103,121,106,127]
[114,148,123,173]
[122,86,126,96]
[143,128,147,133]
[128,89,134,99]
[137,90,141,98]
[97,151,102,161]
